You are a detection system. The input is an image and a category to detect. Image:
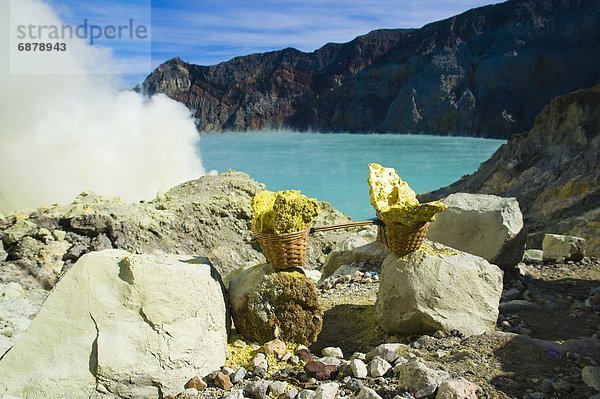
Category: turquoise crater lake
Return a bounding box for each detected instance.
[199,131,504,220]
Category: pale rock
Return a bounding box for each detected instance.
[4,219,37,244]
[427,193,524,269]
[315,382,339,399]
[582,366,600,391]
[253,353,268,370]
[365,343,405,362]
[302,268,323,284]
[231,367,247,384]
[0,250,228,399]
[320,228,388,279]
[270,381,289,397]
[0,282,24,300]
[435,378,480,399]
[355,386,383,399]
[350,359,368,379]
[178,388,199,399]
[298,389,317,399]
[322,347,344,359]
[320,356,343,367]
[396,358,450,398]
[52,229,67,241]
[376,241,503,337]
[542,234,586,261]
[369,356,392,378]
[224,389,245,399]
[264,338,287,357]
[523,249,543,262]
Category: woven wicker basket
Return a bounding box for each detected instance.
[377,219,430,257]
[253,228,309,270]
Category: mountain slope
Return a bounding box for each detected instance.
[143,0,600,138]
[422,84,600,255]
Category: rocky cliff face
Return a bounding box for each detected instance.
[143,0,600,138]
[422,84,600,255]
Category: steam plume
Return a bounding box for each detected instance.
[0,0,205,213]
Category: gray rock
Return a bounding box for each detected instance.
[523,249,544,262]
[0,250,228,398]
[245,379,270,399]
[321,347,344,359]
[376,241,503,337]
[314,382,339,399]
[253,353,268,370]
[426,193,524,269]
[286,388,300,399]
[349,359,368,379]
[396,358,450,398]
[3,220,37,245]
[582,366,600,391]
[542,234,586,261]
[503,288,521,301]
[228,263,323,345]
[355,386,383,399]
[231,367,247,384]
[369,357,392,378]
[435,378,479,399]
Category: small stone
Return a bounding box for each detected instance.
[523,249,543,262]
[305,360,338,380]
[253,353,268,370]
[282,353,292,362]
[224,389,245,399]
[552,380,572,391]
[314,382,339,399]
[540,379,554,393]
[53,229,67,241]
[396,358,450,398]
[435,378,479,399]
[369,356,392,378]
[433,331,445,339]
[320,356,342,367]
[351,352,366,361]
[529,393,546,399]
[232,339,247,348]
[297,346,313,362]
[365,344,404,362]
[245,379,270,399]
[214,371,233,390]
[177,388,199,399]
[582,366,600,391]
[290,355,300,365]
[345,378,363,392]
[321,347,344,359]
[270,381,289,397]
[264,338,287,357]
[298,389,316,399]
[231,367,247,384]
[356,386,383,399]
[254,366,268,378]
[350,359,368,379]
[184,375,207,391]
[286,387,300,399]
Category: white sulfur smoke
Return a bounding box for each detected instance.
[0,0,205,213]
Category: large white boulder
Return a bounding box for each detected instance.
[0,249,228,399]
[426,193,524,269]
[376,241,503,337]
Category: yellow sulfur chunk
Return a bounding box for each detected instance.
[251,190,320,234]
[368,163,447,226]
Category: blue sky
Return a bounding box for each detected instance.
[49,0,501,84]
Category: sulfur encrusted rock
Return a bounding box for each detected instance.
[252,190,320,234]
[376,240,503,337]
[368,164,447,226]
[0,250,228,399]
[426,193,524,269]
[228,263,323,345]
